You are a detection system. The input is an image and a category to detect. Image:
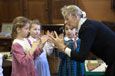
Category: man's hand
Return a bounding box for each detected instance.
[49,31,66,52]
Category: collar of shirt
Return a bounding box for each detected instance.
[64,36,78,41]
[77,18,87,33]
[29,36,36,43]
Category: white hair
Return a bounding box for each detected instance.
[61,5,86,18]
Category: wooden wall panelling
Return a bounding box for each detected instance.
[0,0,4,31]
[1,0,23,22]
[0,0,23,31]
[77,0,115,22]
[24,0,49,24]
[0,0,9,22]
[0,0,78,25]
[7,0,23,22]
[49,0,76,24]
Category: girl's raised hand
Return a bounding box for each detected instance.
[73,35,77,50]
[39,35,48,49]
[30,39,41,55]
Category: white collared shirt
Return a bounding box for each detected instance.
[13,38,31,54]
[65,18,87,57]
[64,36,78,41]
[78,18,87,33]
[28,36,36,44]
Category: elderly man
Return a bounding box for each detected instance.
[49,5,115,76]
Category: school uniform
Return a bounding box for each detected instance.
[58,37,84,76]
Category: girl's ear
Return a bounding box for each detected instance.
[16,27,21,33]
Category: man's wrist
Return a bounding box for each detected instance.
[63,45,67,52]
[64,47,71,57]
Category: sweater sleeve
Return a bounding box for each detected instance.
[71,26,96,62]
[12,43,34,66]
[33,48,43,59]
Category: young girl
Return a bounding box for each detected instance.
[28,20,54,76]
[58,24,84,76]
[11,16,47,76]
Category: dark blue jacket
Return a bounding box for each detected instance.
[71,19,115,76]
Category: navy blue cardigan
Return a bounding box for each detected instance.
[71,19,115,76]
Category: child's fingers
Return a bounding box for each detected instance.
[49,34,56,41]
[74,35,77,38]
[36,34,41,40]
[66,42,69,47]
[36,39,41,44]
[47,37,54,43]
[74,36,77,41]
[42,37,48,43]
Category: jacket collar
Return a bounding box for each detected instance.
[64,36,78,41]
